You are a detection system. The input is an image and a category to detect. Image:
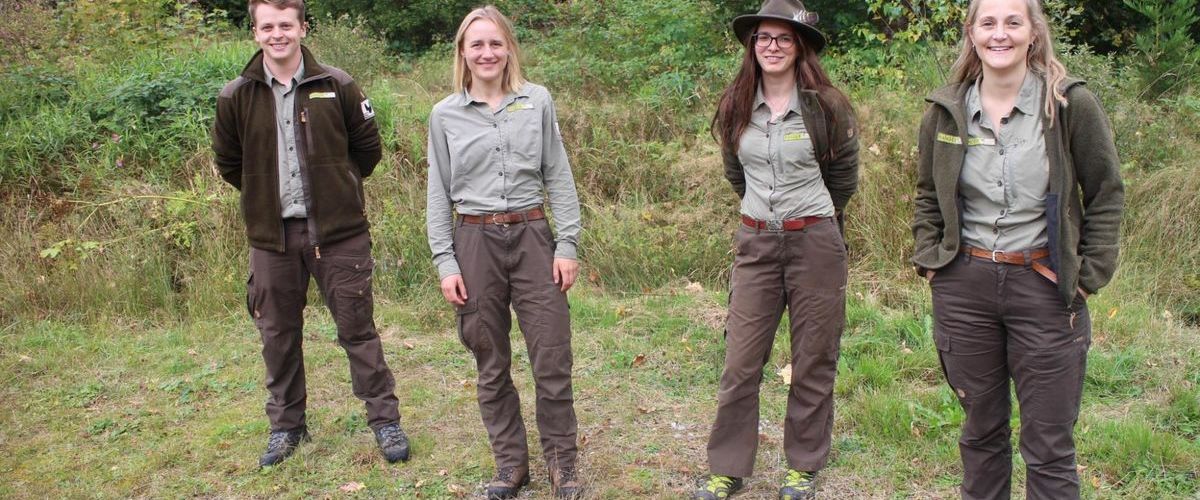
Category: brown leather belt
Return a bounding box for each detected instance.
[741,215,828,232]
[961,245,1050,265]
[459,207,545,225]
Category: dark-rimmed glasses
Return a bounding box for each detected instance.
[752,32,796,49]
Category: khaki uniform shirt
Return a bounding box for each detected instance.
[426,82,582,279]
[736,87,834,221]
[264,60,307,219]
[960,74,1049,251]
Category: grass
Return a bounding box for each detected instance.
[2,282,1198,499]
[2,7,1199,499]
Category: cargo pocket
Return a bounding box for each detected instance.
[455,300,491,353]
[246,271,265,328]
[330,256,375,338]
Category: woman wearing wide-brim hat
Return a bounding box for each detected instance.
[693,0,859,498]
[912,0,1123,497]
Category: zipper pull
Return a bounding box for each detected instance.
[314,246,321,260]
[300,109,308,123]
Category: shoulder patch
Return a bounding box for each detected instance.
[360,99,375,120]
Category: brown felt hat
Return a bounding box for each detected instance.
[733,0,827,53]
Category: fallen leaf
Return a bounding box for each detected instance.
[18,355,32,363]
[447,484,467,497]
[403,341,415,350]
[868,144,881,155]
[1107,307,1118,319]
[1163,309,1174,320]
[438,469,448,476]
[631,354,646,368]
[459,379,474,389]
[339,481,365,493]
[414,480,425,488]
[637,406,656,414]
[685,281,704,293]
[901,347,913,354]
[777,364,792,385]
[587,270,601,284]
[616,306,629,318]
[187,349,198,356]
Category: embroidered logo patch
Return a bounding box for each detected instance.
[784,132,810,142]
[936,133,962,145]
[309,91,336,99]
[360,99,375,119]
[966,136,996,146]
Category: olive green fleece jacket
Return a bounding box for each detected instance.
[723,85,860,230]
[912,77,1125,306]
[211,46,382,253]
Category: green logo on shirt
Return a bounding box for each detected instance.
[784,132,810,142]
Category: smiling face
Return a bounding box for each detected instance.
[969,0,1033,76]
[460,18,509,88]
[753,20,799,78]
[252,4,306,69]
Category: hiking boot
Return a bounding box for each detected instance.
[692,475,743,499]
[485,465,530,499]
[778,469,816,500]
[549,465,584,499]
[259,427,310,467]
[373,422,410,463]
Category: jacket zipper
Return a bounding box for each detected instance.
[298,103,320,259]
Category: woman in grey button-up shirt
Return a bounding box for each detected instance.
[693,1,860,498]
[425,6,584,499]
[913,0,1123,498]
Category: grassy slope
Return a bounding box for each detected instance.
[2,14,1199,500]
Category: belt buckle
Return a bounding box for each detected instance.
[991,250,1001,263]
[766,219,783,232]
[491,214,509,226]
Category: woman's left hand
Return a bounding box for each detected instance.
[553,258,580,292]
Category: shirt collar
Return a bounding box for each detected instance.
[459,81,533,107]
[263,59,305,88]
[753,85,803,118]
[967,72,1043,121]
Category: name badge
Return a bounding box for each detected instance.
[506,102,535,112]
[309,92,336,99]
[966,136,996,146]
[784,132,810,142]
[936,132,962,145]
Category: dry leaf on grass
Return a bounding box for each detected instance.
[447,484,467,497]
[777,364,792,385]
[631,354,646,368]
[685,281,704,293]
[403,341,415,350]
[339,481,365,493]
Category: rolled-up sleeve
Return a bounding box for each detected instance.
[425,107,461,279]
[540,92,582,260]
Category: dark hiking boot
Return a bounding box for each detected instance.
[259,428,310,467]
[692,475,744,499]
[485,465,530,499]
[373,422,410,463]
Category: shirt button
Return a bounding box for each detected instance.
[286,120,291,125]
[999,147,1006,156]
[996,181,1003,187]
[495,147,501,151]
[289,146,294,151]
[500,195,506,200]
[498,171,503,176]
[492,123,498,128]
[993,228,999,234]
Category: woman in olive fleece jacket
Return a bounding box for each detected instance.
[911,0,1123,498]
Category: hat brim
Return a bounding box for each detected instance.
[732,14,827,54]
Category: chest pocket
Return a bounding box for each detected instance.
[302,90,348,160]
[502,101,542,167]
[778,121,820,184]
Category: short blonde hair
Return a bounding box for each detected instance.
[950,0,1068,123]
[248,0,305,27]
[452,6,526,94]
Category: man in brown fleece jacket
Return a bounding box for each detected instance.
[211,0,409,468]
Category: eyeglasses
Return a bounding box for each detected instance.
[752,32,796,49]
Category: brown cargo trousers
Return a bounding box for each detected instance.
[247,219,401,432]
[931,254,1091,500]
[706,218,848,477]
[453,217,578,471]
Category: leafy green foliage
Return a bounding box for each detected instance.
[1124,0,1200,99]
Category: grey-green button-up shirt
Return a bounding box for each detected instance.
[426,82,582,279]
[736,87,834,221]
[960,74,1049,251]
[264,60,307,219]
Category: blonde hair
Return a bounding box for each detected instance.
[248,0,305,27]
[452,6,525,94]
[950,0,1069,123]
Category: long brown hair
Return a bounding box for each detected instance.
[712,25,849,155]
[949,0,1068,122]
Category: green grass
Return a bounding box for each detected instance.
[2,283,1198,498]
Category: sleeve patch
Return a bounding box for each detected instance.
[360,99,375,120]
